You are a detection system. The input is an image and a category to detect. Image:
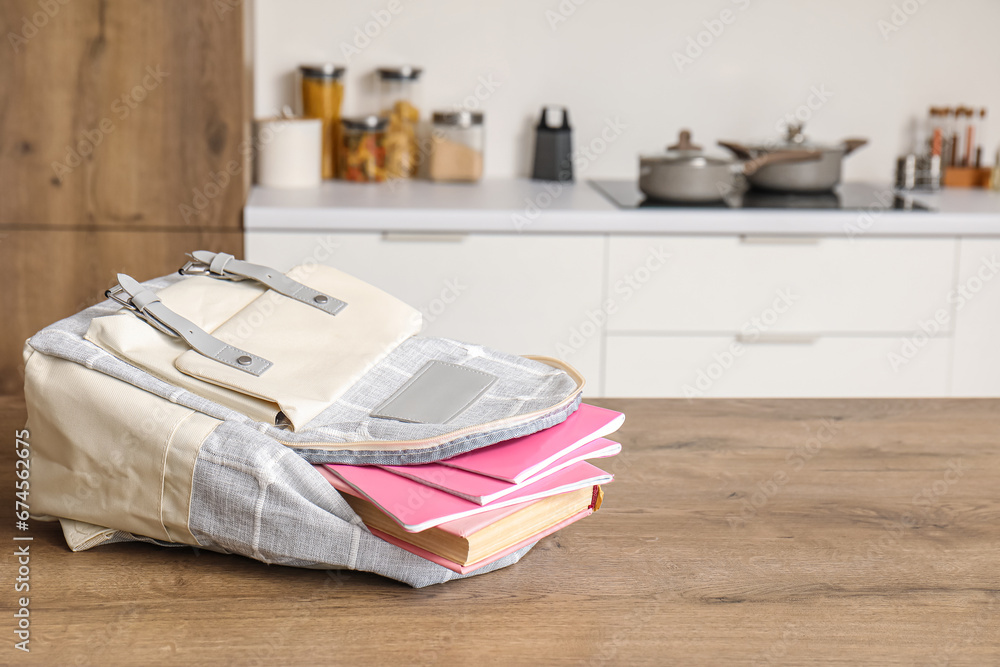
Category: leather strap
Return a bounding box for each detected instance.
[108,274,272,376]
[180,251,348,316]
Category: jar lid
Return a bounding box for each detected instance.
[341,115,389,131]
[300,64,346,79]
[377,66,422,81]
[432,110,484,127]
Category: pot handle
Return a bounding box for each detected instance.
[717,140,754,160]
[740,149,824,175]
[842,138,868,156]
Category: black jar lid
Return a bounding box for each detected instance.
[377,66,423,81]
[300,64,346,79]
[432,110,484,127]
[341,115,389,131]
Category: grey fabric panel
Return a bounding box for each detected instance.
[293,393,582,465]
[27,273,580,465]
[371,360,497,424]
[301,337,573,439]
[187,421,533,587]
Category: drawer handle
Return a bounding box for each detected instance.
[381,232,468,243]
[736,333,819,345]
[739,235,821,245]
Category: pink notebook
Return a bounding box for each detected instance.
[378,438,621,505]
[439,403,625,483]
[324,460,613,532]
[369,507,594,574]
[316,465,544,538]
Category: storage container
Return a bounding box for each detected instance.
[299,64,345,180]
[378,66,422,180]
[429,110,484,182]
[340,115,388,183]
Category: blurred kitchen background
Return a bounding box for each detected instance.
[3,0,1000,400]
[256,0,1000,181]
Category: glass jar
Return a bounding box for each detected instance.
[428,110,484,182]
[299,64,345,180]
[377,66,423,180]
[340,115,388,183]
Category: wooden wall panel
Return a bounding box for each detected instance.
[0,0,250,229]
[0,0,252,395]
[0,229,245,395]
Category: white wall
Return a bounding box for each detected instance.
[255,0,1000,183]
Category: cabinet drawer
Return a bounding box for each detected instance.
[952,240,1000,396]
[604,334,951,398]
[606,236,957,334]
[245,232,606,393]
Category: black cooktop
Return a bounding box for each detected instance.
[589,180,934,212]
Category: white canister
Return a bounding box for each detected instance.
[254,116,322,188]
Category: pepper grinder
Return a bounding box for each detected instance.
[531,106,574,182]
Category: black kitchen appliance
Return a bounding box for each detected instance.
[590,180,933,211]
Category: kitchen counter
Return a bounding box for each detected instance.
[245,178,1000,236]
[7,395,998,665]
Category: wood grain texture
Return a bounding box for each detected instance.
[0,229,243,395]
[0,0,250,229]
[1,397,997,666]
[0,0,250,395]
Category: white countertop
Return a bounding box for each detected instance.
[244,178,1000,236]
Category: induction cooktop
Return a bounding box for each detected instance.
[589,180,934,212]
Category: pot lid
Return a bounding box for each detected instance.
[746,123,841,153]
[727,124,868,158]
[641,130,732,166]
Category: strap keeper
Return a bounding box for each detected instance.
[129,289,161,313]
[209,252,234,276]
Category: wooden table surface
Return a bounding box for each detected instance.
[2,395,998,666]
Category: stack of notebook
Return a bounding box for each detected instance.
[315,403,625,573]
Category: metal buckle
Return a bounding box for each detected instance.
[105,284,175,336]
[178,254,245,281]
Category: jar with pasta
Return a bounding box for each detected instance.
[299,64,345,179]
[340,115,388,183]
[377,66,423,180]
[429,110,484,182]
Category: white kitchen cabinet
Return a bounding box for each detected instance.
[245,232,607,394]
[245,231,969,398]
[951,240,1000,395]
[604,334,952,398]
[244,180,1000,398]
[605,236,958,334]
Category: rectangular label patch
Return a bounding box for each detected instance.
[371,360,497,424]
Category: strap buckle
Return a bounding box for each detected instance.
[106,283,175,336]
[179,251,348,316]
[178,251,245,282]
[107,274,272,376]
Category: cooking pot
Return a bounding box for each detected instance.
[639,130,822,203]
[718,124,867,193]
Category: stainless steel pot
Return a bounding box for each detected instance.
[718,124,867,193]
[639,130,822,203]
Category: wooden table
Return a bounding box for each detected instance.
[2,396,998,665]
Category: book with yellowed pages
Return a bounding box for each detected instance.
[316,465,604,573]
[325,459,612,532]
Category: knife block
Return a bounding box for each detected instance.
[943,167,991,188]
